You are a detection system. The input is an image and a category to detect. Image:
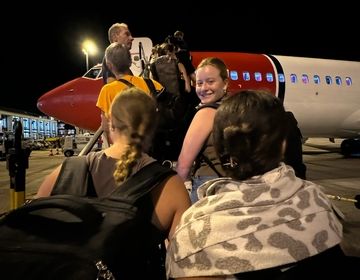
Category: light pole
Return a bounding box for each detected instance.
[82,39,98,71]
[82,48,89,71]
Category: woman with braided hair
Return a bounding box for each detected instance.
[37,87,191,240]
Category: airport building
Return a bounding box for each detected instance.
[0,107,58,139]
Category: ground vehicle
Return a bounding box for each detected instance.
[62,134,97,157]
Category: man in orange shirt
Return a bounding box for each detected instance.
[97,43,163,138]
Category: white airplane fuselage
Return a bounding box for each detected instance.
[274,55,359,138]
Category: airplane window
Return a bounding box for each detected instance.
[290,74,297,83]
[266,73,274,82]
[243,71,250,81]
[345,77,352,86]
[302,74,309,84]
[313,75,320,84]
[335,76,342,85]
[230,70,239,80]
[254,72,262,82]
[278,74,285,83]
[325,76,332,85]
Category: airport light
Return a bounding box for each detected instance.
[82,39,98,71]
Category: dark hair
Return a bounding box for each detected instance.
[213,90,288,180]
[164,34,183,51]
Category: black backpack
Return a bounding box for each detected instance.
[150,55,183,97]
[118,78,193,162]
[0,158,175,280]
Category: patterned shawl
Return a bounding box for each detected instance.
[166,163,342,278]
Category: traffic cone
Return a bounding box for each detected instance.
[49,149,54,156]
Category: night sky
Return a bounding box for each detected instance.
[2,4,359,115]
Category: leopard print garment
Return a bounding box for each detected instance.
[166,163,343,278]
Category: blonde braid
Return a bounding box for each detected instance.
[113,134,143,185]
[109,87,158,185]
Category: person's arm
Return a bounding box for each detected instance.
[100,111,109,133]
[100,111,113,146]
[178,62,191,93]
[96,86,112,143]
[176,108,216,181]
[151,174,191,239]
[35,165,62,198]
[189,72,196,86]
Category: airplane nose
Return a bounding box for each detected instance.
[37,77,102,132]
[37,85,75,119]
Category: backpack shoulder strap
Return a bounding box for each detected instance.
[113,161,176,203]
[117,78,135,88]
[193,100,224,178]
[119,77,163,100]
[144,78,155,93]
[144,78,163,99]
[199,153,223,177]
[196,101,221,111]
[51,156,96,197]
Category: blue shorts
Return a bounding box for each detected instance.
[191,175,218,204]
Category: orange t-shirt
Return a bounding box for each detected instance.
[96,75,163,117]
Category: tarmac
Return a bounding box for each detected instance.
[0,150,65,214]
[0,138,359,257]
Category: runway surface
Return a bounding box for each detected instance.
[0,138,359,256]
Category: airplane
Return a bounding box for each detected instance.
[37,37,360,156]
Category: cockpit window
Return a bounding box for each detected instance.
[83,65,103,79]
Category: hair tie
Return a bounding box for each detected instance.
[222,156,238,168]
